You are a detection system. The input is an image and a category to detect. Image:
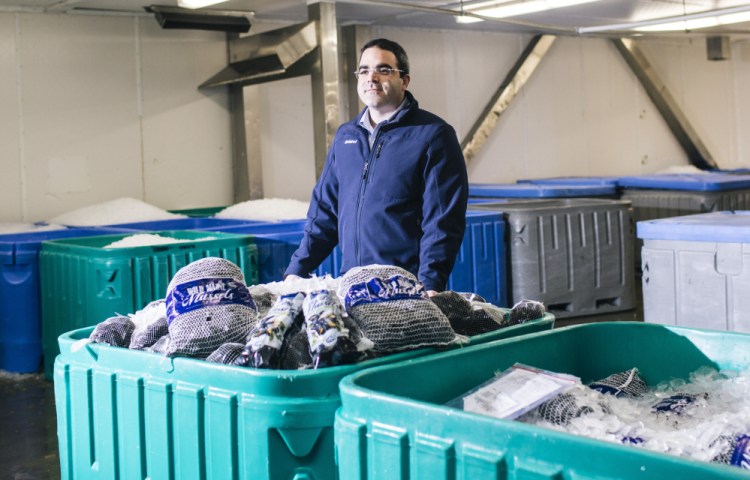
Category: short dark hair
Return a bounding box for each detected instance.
[360,38,409,77]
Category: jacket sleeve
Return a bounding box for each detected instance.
[418,124,468,291]
[284,144,340,278]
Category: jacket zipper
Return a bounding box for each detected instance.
[354,137,384,264]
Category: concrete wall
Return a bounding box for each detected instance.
[0,11,232,222]
[1,11,749,222]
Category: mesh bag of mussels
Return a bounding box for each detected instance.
[337,265,464,353]
[163,257,259,358]
[89,315,135,348]
[430,293,546,336]
[128,299,169,351]
[520,368,650,427]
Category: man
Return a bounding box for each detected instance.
[285,38,468,294]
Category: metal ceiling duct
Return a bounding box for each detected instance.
[200,20,319,88]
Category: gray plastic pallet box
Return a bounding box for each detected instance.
[619,173,750,224]
[470,198,635,318]
[620,173,750,271]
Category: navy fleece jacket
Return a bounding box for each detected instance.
[285,91,468,292]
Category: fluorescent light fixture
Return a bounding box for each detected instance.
[455,0,484,23]
[461,0,601,20]
[635,18,717,32]
[636,11,750,32]
[479,1,546,18]
[177,0,229,9]
[455,14,484,23]
[578,4,750,34]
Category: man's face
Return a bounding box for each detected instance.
[357,47,410,114]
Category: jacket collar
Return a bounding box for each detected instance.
[355,90,417,128]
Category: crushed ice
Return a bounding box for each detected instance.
[103,233,215,249]
[215,198,309,222]
[48,197,184,226]
[0,222,65,235]
[518,366,750,467]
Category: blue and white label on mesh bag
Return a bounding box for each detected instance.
[166,277,256,324]
[730,434,750,468]
[344,274,424,310]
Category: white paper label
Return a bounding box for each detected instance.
[462,365,579,420]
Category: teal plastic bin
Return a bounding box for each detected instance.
[336,322,750,480]
[53,312,554,480]
[40,230,258,377]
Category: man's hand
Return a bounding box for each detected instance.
[426,290,438,297]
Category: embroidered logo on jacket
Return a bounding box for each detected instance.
[344,139,357,144]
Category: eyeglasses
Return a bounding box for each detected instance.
[354,66,405,79]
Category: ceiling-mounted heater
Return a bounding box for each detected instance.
[145,5,252,33]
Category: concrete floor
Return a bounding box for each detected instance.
[0,304,643,480]
[0,372,59,480]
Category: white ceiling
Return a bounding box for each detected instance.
[2,0,750,36]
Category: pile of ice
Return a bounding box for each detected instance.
[261,274,340,296]
[49,197,185,227]
[0,222,65,235]
[104,234,215,249]
[215,198,309,222]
